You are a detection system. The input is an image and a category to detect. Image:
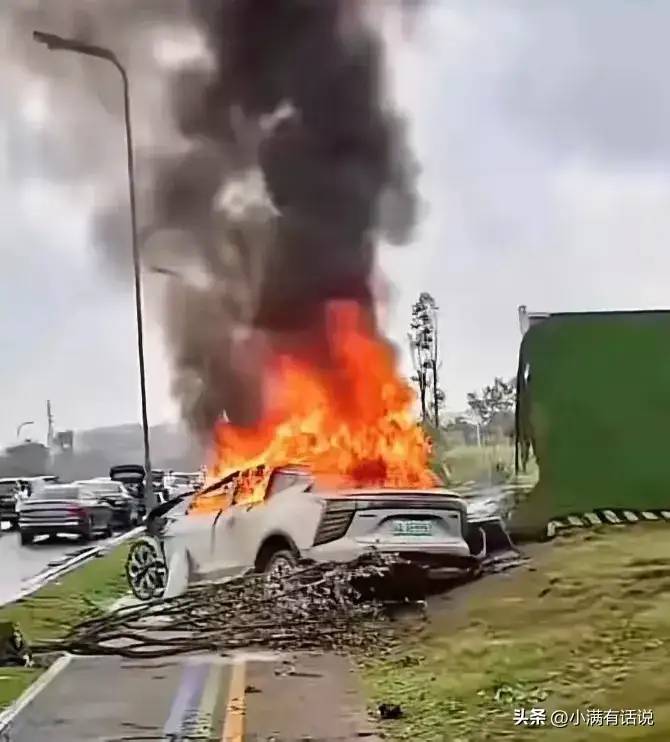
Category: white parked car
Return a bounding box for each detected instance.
[125,466,513,601]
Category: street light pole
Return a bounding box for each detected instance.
[33,31,155,510]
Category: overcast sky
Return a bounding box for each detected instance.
[2,1,670,446]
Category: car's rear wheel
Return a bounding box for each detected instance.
[262,549,297,596]
[19,531,33,546]
[80,518,93,542]
[126,538,167,601]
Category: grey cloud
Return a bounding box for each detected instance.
[503,2,670,164]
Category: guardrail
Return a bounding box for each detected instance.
[0,526,144,608]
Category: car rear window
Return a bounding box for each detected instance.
[39,485,80,500]
[86,482,122,493]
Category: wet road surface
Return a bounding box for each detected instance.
[3,652,380,741]
[0,523,120,606]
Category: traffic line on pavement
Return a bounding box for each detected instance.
[163,660,209,738]
[0,653,72,735]
[221,656,246,742]
[191,662,224,739]
[0,525,144,608]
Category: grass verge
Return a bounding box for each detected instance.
[362,524,670,740]
[444,443,539,486]
[0,542,130,711]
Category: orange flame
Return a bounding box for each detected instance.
[189,301,437,514]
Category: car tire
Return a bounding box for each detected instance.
[80,518,93,542]
[19,531,34,546]
[126,538,167,601]
[261,549,298,596]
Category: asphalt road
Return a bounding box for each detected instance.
[0,522,120,606]
[4,652,381,741]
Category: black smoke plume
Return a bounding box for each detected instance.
[154,0,420,434]
[8,0,421,438]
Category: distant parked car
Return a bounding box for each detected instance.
[0,478,24,530]
[110,465,147,518]
[151,470,170,504]
[0,476,58,529]
[164,471,202,499]
[18,483,114,545]
[75,479,141,530]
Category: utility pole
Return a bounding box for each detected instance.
[46,400,54,449]
[33,30,155,510]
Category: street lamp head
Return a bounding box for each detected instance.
[33,30,118,66]
[33,30,67,49]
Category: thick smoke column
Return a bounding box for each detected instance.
[156,0,420,434]
[5,0,420,438]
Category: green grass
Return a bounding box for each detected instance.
[362,524,670,740]
[443,443,539,486]
[0,543,130,711]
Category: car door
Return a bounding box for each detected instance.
[208,498,267,578]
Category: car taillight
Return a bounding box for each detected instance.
[68,506,85,516]
[313,500,357,546]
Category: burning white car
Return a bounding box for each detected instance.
[125,465,515,601]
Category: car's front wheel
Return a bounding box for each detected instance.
[19,531,34,546]
[126,538,167,601]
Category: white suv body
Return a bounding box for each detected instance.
[126,466,515,601]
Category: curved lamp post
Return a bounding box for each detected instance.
[16,421,35,441]
[33,30,155,510]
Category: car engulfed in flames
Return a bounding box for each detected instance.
[125,301,517,601]
[126,464,516,602]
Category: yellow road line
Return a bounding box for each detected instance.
[221,657,246,741]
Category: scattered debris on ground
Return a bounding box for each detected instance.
[378,703,404,720]
[30,553,428,659]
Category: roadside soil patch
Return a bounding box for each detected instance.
[362,523,670,740]
[0,543,130,710]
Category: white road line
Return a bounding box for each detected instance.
[0,526,143,608]
[0,654,72,734]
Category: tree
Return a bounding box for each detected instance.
[408,292,444,426]
[466,376,516,427]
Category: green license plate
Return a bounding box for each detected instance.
[392,519,433,536]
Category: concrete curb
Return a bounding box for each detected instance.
[0,526,144,609]
[0,654,72,735]
[0,559,143,734]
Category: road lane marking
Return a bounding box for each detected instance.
[0,525,144,608]
[189,662,224,738]
[163,660,208,738]
[221,656,246,741]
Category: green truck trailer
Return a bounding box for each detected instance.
[511,306,670,535]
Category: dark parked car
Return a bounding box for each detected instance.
[75,479,141,530]
[110,465,147,518]
[0,476,58,529]
[18,484,114,545]
[0,478,23,529]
